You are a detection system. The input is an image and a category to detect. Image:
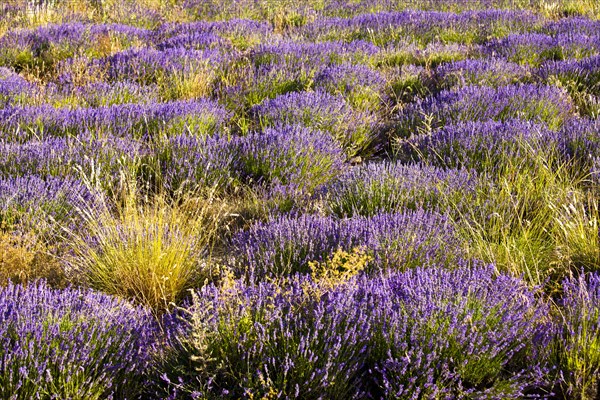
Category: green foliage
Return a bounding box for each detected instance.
[456,146,593,288]
[64,187,227,313]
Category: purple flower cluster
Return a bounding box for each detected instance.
[223,40,381,111]
[314,62,387,108]
[552,273,600,398]
[376,41,475,69]
[156,31,231,51]
[103,47,227,84]
[159,265,550,398]
[487,33,600,66]
[236,125,346,192]
[538,55,600,93]
[0,175,97,232]
[300,9,540,45]
[316,63,386,91]
[250,90,378,157]
[153,18,273,46]
[541,17,600,37]
[0,136,150,191]
[0,69,39,106]
[161,125,346,194]
[157,133,239,193]
[0,280,157,399]
[325,161,479,217]
[435,58,530,89]
[0,99,230,142]
[231,210,464,279]
[251,40,379,68]
[0,23,149,72]
[556,118,600,170]
[372,265,550,398]
[398,119,553,171]
[397,83,574,136]
[0,23,148,51]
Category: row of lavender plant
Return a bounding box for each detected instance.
[3,2,600,399]
[3,267,600,398]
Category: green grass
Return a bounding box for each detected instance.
[64,185,227,313]
[454,143,598,289]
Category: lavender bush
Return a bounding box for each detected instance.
[0,175,96,234]
[157,125,345,195]
[324,161,479,217]
[231,210,464,279]
[371,265,551,399]
[157,265,550,399]
[396,84,574,137]
[235,125,346,193]
[158,276,373,399]
[551,272,600,399]
[435,58,530,89]
[0,280,158,399]
[0,99,230,142]
[250,91,379,158]
[397,119,554,172]
[313,62,387,110]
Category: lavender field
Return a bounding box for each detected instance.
[3,0,600,398]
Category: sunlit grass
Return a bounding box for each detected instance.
[454,142,592,289]
[64,184,228,313]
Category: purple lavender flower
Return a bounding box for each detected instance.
[160,125,346,195]
[156,31,231,51]
[158,274,373,399]
[103,47,227,84]
[314,62,387,109]
[486,33,559,66]
[375,41,475,69]
[552,272,600,398]
[541,17,600,37]
[314,62,386,95]
[487,33,600,66]
[538,55,600,95]
[0,23,149,72]
[556,117,600,176]
[223,40,381,113]
[397,83,574,136]
[0,23,148,51]
[236,125,346,192]
[373,265,551,398]
[157,133,239,194]
[251,90,379,158]
[153,18,273,49]
[0,69,39,106]
[300,9,540,45]
[231,210,464,279]
[398,119,554,172]
[159,265,550,398]
[0,280,158,399]
[435,58,530,89]
[0,135,150,194]
[0,99,230,141]
[0,175,98,233]
[251,40,379,68]
[324,161,478,217]
[70,81,160,107]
